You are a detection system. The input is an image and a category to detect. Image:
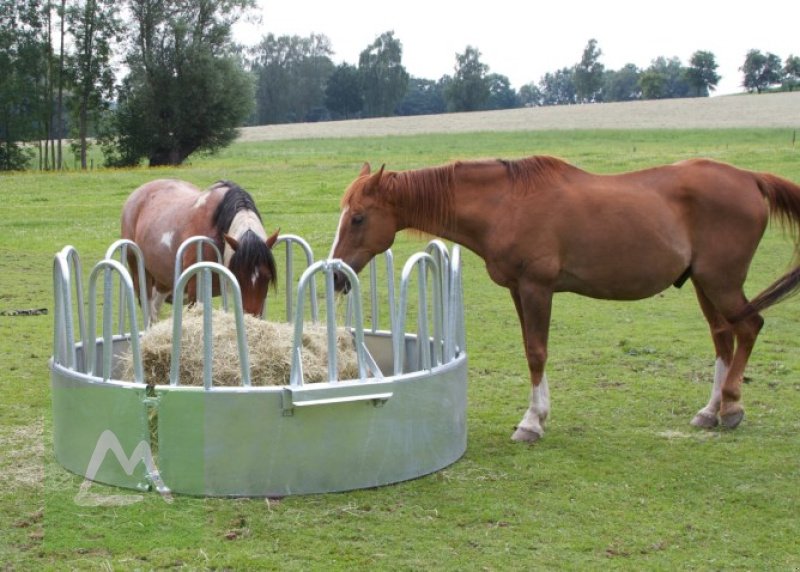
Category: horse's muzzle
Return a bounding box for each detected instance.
[333,270,351,294]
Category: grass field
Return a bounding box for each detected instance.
[2,98,800,569]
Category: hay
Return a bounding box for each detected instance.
[121,307,359,387]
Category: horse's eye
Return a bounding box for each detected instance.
[351,214,365,226]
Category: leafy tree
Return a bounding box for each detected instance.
[485,73,518,110]
[639,57,689,99]
[103,0,255,166]
[603,64,641,101]
[538,67,576,105]
[685,50,720,96]
[444,45,490,112]
[250,33,334,124]
[396,77,446,116]
[66,0,120,169]
[325,63,363,119]
[782,55,800,91]
[574,38,604,102]
[518,82,543,107]
[358,31,409,117]
[741,49,783,93]
[0,0,47,170]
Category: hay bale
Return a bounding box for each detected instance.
[121,307,359,387]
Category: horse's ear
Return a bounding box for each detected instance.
[359,162,371,177]
[266,228,280,248]
[363,164,385,196]
[224,233,239,251]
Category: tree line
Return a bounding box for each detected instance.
[2,0,799,171]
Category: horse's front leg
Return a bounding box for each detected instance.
[510,284,553,443]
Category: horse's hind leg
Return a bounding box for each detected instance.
[691,284,734,428]
[691,280,764,429]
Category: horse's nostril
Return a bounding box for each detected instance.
[333,270,351,294]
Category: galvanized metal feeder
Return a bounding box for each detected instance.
[50,237,467,497]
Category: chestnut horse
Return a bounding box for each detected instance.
[330,157,800,442]
[121,179,279,320]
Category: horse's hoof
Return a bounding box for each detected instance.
[720,408,744,429]
[690,411,719,429]
[511,426,542,443]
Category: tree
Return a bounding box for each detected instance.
[485,73,518,110]
[782,55,800,91]
[444,45,490,112]
[396,77,446,116]
[741,49,782,93]
[603,64,641,101]
[685,50,720,97]
[103,0,255,166]
[518,82,543,107]
[250,33,334,124]
[325,63,363,119]
[639,57,690,99]
[538,68,576,106]
[66,0,120,169]
[0,0,47,170]
[574,38,604,103]
[358,31,409,117]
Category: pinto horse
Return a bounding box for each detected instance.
[330,157,800,442]
[121,179,279,320]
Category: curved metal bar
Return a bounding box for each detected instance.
[393,253,443,375]
[345,249,395,333]
[274,234,317,323]
[425,240,450,364]
[174,236,226,312]
[169,262,248,388]
[447,245,466,360]
[52,246,87,370]
[104,239,151,331]
[86,259,144,383]
[290,260,370,386]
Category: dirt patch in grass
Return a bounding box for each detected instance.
[238,92,800,142]
[0,420,44,492]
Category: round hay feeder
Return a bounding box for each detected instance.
[49,236,467,497]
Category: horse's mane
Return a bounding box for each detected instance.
[211,181,276,291]
[499,155,577,191]
[389,165,456,232]
[384,156,574,231]
[211,181,262,232]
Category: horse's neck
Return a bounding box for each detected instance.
[395,167,496,257]
[223,209,266,265]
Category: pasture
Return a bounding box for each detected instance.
[2,112,800,567]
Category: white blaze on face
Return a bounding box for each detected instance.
[329,206,349,259]
[225,210,266,266]
[251,269,260,287]
[160,231,174,250]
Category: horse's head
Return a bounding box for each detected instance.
[223,228,280,316]
[330,163,398,292]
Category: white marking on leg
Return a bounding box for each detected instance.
[149,289,169,324]
[693,357,727,426]
[516,374,550,438]
[329,206,349,259]
[160,231,174,250]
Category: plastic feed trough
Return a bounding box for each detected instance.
[49,236,468,497]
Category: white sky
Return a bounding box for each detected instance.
[235,0,798,96]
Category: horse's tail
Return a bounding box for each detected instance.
[736,172,800,320]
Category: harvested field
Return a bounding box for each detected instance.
[238,91,800,142]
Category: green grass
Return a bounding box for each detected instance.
[2,128,800,570]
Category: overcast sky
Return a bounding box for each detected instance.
[235,0,798,96]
